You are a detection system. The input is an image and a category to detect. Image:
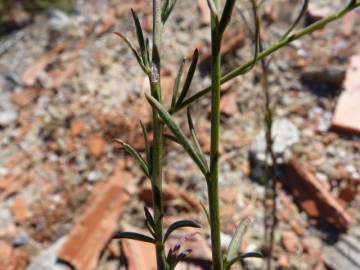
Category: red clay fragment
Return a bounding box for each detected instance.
[285,160,355,230]
[0,174,32,202]
[10,196,30,224]
[87,133,107,158]
[21,43,67,86]
[11,87,39,107]
[49,62,77,88]
[58,170,131,270]
[121,236,157,270]
[0,240,29,270]
[332,55,360,135]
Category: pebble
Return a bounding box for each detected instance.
[12,230,29,247]
[27,237,67,270]
[0,110,17,126]
[87,170,101,182]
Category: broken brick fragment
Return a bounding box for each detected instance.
[332,55,360,135]
[58,170,131,270]
[10,196,30,224]
[87,133,107,158]
[121,236,157,270]
[285,160,355,230]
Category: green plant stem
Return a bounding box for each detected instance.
[170,1,359,114]
[151,0,166,269]
[208,1,223,269]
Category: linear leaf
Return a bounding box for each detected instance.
[175,49,199,108]
[171,58,186,110]
[131,9,149,68]
[164,220,200,242]
[144,207,156,231]
[112,231,155,243]
[187,107,208,171]
[226,252,263,269]
[162,0,178,23]
[207,0,218,17]
[219,0,236,35]
[114,138,150,177]
[200,200,210,224]
[164,133,181,145]
[280,0,309,40]
[140,121,150,164]
[113,32,147,73]
[225,218,251,264]
[146,94,209,176]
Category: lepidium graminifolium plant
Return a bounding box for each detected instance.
[110,0,360,269]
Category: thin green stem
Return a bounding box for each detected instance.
[208,0,223,269]
[170,2,359,114]
[151,0,166,269]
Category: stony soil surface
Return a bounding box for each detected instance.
[0,0,359,269]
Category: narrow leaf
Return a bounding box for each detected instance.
[219,0,236,34]
[175,49,199,108]
[146,94,209,176]
[187,107,208,171]
[226,218,251,263]
[171,58,186,110]
[164,220,201,242]
[162,0,178,23]
[113,32,147,73]
[145,220,156,236]
[131,9,149,68]
[164,133,181,145]
[114,138,150,177]
[207,0,218,17]
[140,121,150,164]
[112,231,155,243]
[144,207,156,232]
[226,252,263,268]
[280,0,309,40]
[241,0,260,73]
[200,200,210,224]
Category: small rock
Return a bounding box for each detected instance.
[48,9,70,33]
[87,170,101,182]
[0,110,17,126]
[12,230,29,247]
[27,237,67,270]
[251,118,300,159]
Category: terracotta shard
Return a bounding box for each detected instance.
[58,170,131,270]
[121,236,156,270]
[0,173,32,202]
[139,182,201,212]
[332,55,360,135]
[87,133,107,158]
[10,196,30,224]
[21,43,67,86]
[0,240,29,270]
[49,62,77,89]
[285,160,355,230]
[11,87,39,107]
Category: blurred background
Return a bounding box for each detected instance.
[0,0,359,269]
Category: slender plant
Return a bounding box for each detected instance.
[111,0,360,269]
